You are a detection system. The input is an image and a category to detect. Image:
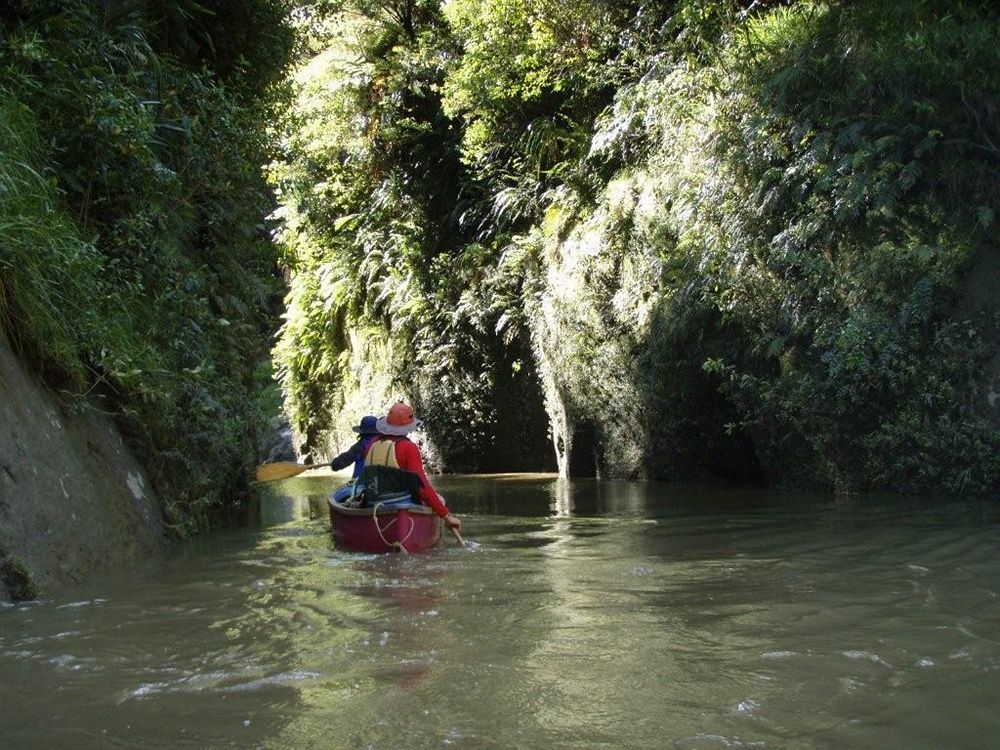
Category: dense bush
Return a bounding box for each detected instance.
[0,1,296,531]
[269,1,553,469]
[562,0,1000,490]
[0,99,105,384]
[268,0,998,493]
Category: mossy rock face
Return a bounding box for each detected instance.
[0,554,40,601]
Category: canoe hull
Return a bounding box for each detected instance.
[328,496,442,553]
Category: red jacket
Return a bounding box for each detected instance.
[377,437,450,517]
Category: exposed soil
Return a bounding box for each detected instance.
[0,332,167,600]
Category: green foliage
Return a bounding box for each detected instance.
[1,1,296,532]
[695,1,1000,492]
[273,0,998,493]
[574,0,999,490]
[0,98,105,386]
[270,1,554,468]
[440,0,677,229]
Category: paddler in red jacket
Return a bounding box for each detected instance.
[366,401,462,533]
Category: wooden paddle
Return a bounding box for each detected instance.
[448,525,466,547]
[435,491,467,548]
[254,461,325,482]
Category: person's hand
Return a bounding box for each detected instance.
[444,513,462,531]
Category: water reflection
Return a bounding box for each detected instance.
[1,476,999,749]
[429,473,661,518]
[251,490,329,526]
[432,473,809,521]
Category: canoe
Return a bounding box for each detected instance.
[328,484,442,553]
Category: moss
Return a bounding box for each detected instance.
[0,554,40,601]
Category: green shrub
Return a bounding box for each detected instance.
[0,96,104,385]
[1,1,296,531]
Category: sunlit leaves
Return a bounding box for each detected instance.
[269,0,998,490]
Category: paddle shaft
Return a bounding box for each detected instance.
[435,491,466,547]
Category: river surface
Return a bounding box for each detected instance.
[1,475,999,749]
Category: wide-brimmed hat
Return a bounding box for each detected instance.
[351,415,380,435]
[375,402,422,436]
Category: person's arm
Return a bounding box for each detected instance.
[394,439,459,527]
[329,440,362,471]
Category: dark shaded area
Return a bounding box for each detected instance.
[568,420,598,478]
[630,303,767,485]
[481,338,557,473]
[0,551,39,601]
[702,0,1000,492]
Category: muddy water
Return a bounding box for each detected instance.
[1,475,998,749]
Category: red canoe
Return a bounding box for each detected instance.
[328,495,443,553]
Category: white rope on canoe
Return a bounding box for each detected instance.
[372,501,415,553]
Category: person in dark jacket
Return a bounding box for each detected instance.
[329,415,381,478]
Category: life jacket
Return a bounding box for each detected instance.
[365,438,400,468]
[360,438,422,503]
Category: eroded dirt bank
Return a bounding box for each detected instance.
[0,333,166,600]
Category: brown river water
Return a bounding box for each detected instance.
[1,474,999,749]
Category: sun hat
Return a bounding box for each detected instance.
[375,402,423,436]
[351,415,380,435]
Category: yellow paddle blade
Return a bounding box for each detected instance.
[254,462,318,482]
